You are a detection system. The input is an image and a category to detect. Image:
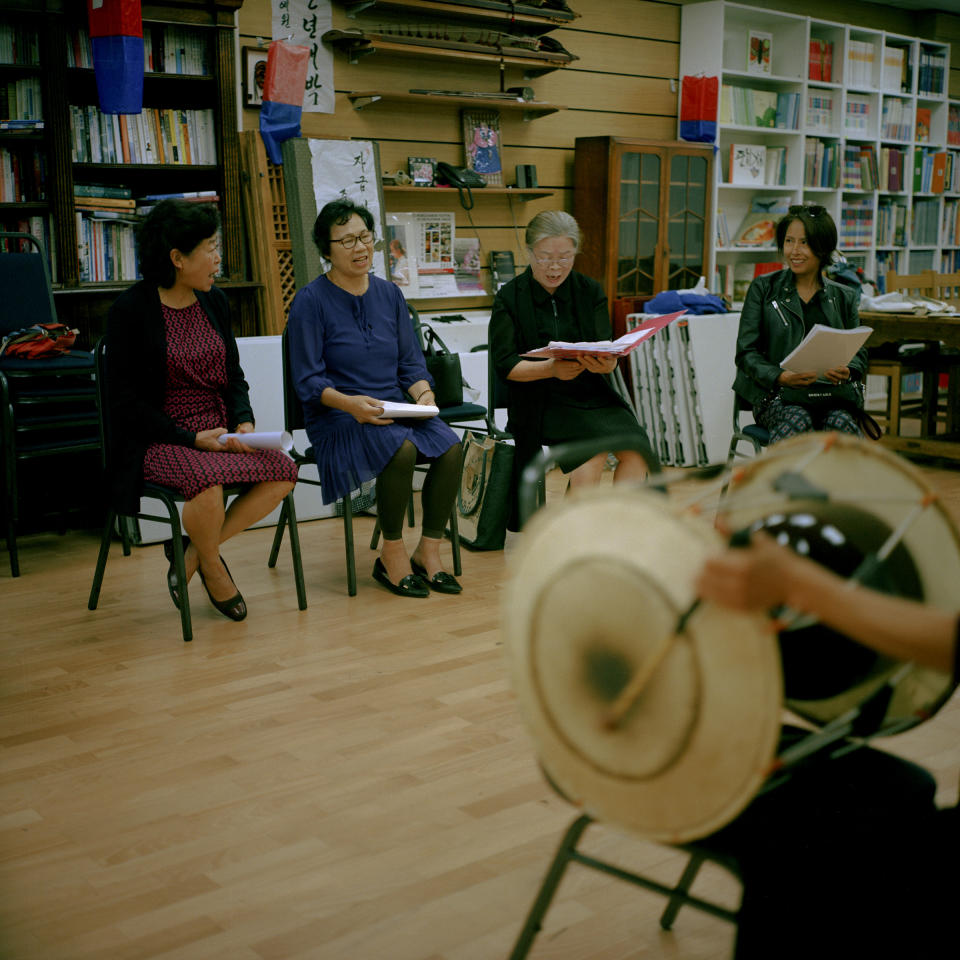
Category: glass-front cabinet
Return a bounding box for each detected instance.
[573,137,714,303]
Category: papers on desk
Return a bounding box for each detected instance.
[375,401,440,419]
[217,431,294,451]
[780,324,873,375]
[520,310,686,360]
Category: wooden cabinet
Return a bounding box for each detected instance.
[573,137,714,303]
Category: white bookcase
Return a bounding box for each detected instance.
[680,1,955,304]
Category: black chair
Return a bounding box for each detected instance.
[725,394,770,467]
[1,232,99,577]
[88,338,306,642]
[268,326,364,596]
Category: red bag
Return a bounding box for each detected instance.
[680,75,719,143]
[0,323,78,359]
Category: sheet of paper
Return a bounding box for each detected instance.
[780,323,873,374]
[217,431,293,451]
[375,401,440,419]
[520,310,686,359]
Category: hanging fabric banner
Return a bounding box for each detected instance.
[272,0,335,114]
[679,75,719,144]
[259,39,310,165]
[86,0,144,114]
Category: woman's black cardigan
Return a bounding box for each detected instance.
[104,280,254,514]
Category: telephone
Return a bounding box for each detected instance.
[436,161,485,209]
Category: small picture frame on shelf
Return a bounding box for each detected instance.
[243,47,268,108]
[747,30,772,76]
[462,108,503,186]
[408,156,437,187]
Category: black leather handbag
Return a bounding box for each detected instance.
[421,324,463,408]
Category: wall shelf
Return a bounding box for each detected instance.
[384,185,553,199]
[337,0,579,30]
[347,89,563,120]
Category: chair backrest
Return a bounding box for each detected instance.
[0,232,57,335]
[407,301,427,350]
[280,326,306,433]
[485,340,511,437]
[93,337,115,473]
[886,269,936,297]
[933,270,960,307]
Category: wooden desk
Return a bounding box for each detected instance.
[860,310,960,461]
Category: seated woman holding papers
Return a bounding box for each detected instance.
[489,211,655,518]
[286,199,462,598]
[734,205,869,443]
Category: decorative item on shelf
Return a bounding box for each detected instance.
[408,156,437,187]
[747,29,772,76]
[86,0,144,115]
[729,143,766,185]
[454,237,484,294]
[243,46,267,108]
[462,108,503,186]
[515,163,538,188]
[732,196,791,248]
[679,74,718,143]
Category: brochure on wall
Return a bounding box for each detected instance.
[454,237,484,294]
[386,212,420,298]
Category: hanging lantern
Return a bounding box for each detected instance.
[87,0,144,115]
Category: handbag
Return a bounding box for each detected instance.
[457,430,514,551]
[779,381,882,440]
[421,324,463,408]
[0,323,78,359]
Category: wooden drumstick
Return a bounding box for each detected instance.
[602,599,700,731]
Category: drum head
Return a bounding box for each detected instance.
[503,488,782,843]
[720,432,960,733]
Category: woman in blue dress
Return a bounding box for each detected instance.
[286,199,463,598]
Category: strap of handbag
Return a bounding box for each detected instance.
[421,323,454,358]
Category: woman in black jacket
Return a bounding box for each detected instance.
[489,211,655,518]
[733,205,868,443]
[106,200,296,621]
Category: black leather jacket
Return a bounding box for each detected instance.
[733,268,867,407]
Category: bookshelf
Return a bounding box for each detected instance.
[680,1,953,301]
[0,0,245,312]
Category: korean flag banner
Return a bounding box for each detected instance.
[87,0,144,114]
[259,40,310,165]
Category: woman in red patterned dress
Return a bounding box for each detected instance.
[106,200,297,622]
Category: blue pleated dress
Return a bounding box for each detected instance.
[286,273,459,504]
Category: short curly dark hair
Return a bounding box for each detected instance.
[312,198,374,258]
[775,205,837,269]
[136,199,221,287]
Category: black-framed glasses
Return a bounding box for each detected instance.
[332,230,374,249]
[788,204,826,217]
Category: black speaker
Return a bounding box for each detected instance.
[515,164,538,188]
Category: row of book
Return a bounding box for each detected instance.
[846,40,877,90]
[66,25,211,76]
[876,199,908,246]
[917,48,948,97]
[838,197,873,247]
[74,187,219,218]
[69,105,216,166]
[0,77,42,122]
[0,143,47,203]
[845,96,871,135]
[881,46,911,94]
[940,200,960,247]
[841,144,879,190]
[875,250,904,287]
[881,98,912,142]
[913,148,949,194]
[804,139,839,189]
[720,85,799,130]
[911,198,940,245]
[76,213,139,283]
[878,147,907,192]
[0,23,39,66]
[806,93,834,133]
[942,249,960,272]
[949,105,960,147]
[727,143,788,186]
[0,213,55,276]
[808,40,834,83]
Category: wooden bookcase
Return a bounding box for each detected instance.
[681,0,953,301]
[0,0,250,340]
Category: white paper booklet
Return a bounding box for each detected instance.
[376,401,440,419]
[780,324,873,375]
[217,431,293,451]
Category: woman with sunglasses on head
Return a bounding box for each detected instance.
[286,199,462,598]
[734,204,868,442]
[489,211,656,523]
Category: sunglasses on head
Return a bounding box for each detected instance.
[788,204,826,217]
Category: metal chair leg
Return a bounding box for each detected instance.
[88,509,115,609]
[343,494,357,597]
[448,504,462,576]
[282,493,307,610]
[659,851,707,930]
[268,498,287,569]
[169,521,192,643]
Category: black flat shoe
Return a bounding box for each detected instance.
[372,557,430,598]
[410,559,462,595]
[198,555,247,621]
[162,536,190,610]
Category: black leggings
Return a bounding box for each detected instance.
[377,439,462,541]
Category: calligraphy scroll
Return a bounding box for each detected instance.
[272,0,334,114]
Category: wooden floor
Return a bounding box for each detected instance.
[2,459,960,960]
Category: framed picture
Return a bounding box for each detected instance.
[747,30,772,76]
[408,156,437,187]
[243,46,268,108]
[729,143,767,185]
[462,108,503,186]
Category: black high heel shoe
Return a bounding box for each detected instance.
[163,536,190,610]
[198,556,247,622]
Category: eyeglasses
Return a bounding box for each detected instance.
[788,204,826,217]
[332,230,374,249]
[532,256,575,267]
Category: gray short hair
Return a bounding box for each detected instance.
[525,210,580,251]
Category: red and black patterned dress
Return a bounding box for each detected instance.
[142,300,297,498]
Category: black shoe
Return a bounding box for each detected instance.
[372,557,430,598]
[198,555,247,621]
[410,559,462,595]
[162,536,190,610]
